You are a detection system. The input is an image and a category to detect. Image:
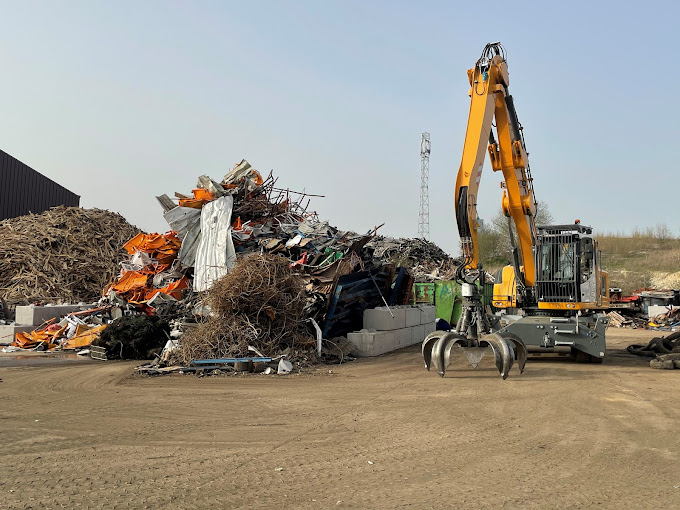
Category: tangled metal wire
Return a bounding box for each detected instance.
[170,253,314,364]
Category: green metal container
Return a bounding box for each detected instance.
[413,283,435,304]
[434,281,454,323]
[451,296,463,324]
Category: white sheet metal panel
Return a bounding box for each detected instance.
[164,206,202,267]
[193,196,236,291]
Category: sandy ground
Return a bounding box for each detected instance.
[1,328,679,509]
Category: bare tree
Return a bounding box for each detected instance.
[475,201,554,269]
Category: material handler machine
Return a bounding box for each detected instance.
[422,43,610,379]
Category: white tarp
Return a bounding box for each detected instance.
[193,196,237,291]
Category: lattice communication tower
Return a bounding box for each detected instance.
[418,132,431,239]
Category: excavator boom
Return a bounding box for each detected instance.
[455,42,537,288]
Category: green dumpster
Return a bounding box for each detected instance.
[413,283,435,304]
[451,296,463,324]
[435,281,457,323]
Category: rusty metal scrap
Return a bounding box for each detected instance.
[170,253,314,365]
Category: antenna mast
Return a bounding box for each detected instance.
[418,132,431,239]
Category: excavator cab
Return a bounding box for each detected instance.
[534,224,609,310]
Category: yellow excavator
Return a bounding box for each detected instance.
[422,42,610,379]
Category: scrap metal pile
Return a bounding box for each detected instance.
[366,236,461,282]
[0,206,140,308]
[12,306,113,351]
[169,253,314,365]
[5,159,458,367]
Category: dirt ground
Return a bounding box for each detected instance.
[1,328,679,509]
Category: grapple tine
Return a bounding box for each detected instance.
[499,332,527,374]
[422,331,446,371]
[481,333,514,380]
[443,333,466,373]
[432,333,461,378]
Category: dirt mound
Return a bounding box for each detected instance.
[0,206,141,307]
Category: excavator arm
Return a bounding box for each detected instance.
[455,42,538,289]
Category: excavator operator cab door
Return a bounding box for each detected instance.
[534,224,596,308]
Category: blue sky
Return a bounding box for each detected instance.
[1,1,677,254]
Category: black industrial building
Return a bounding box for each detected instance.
[0,149,80,221]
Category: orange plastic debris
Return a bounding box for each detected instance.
[62,325,107,350]
[109,271,149,294]
[106,231,189,305]
[145,276,189,301]
[178,198,208,209]
[192,188,215,201]
[123,232,181,256]
[12,319,60,350]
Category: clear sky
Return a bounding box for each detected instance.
[1,1,677,255]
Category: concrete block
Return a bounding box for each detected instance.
[15,304,94,327]
[393,327,411,347]
[363,307,406,331]
[405,306,421,327]
[419,305,436,325]
[0,324,34,345]
[348,329,397,357]
[410,324,426,345]
[423,321,436,336]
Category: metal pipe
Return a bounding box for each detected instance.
[504,95,521,143]
[369,272,394,318]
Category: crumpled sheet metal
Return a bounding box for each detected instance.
[298,219,330,237]
[222,159,264,192]
[196,175,226,196]
[164,206,202,267]
[194,196,237,292]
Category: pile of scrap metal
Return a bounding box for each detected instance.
[365,237,462,282]
[103,231,189,312]
[123,159,454,370]
[7,306,113,351]
[627,331,680,369]
[646,307,680,329]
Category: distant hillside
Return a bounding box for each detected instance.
[478,225,680,294]
[598,231,680,293]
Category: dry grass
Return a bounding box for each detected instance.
[480,227,680,293]
[598,233,680,293]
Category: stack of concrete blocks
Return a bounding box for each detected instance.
[347,305,436,357]
[0,304,94,345]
